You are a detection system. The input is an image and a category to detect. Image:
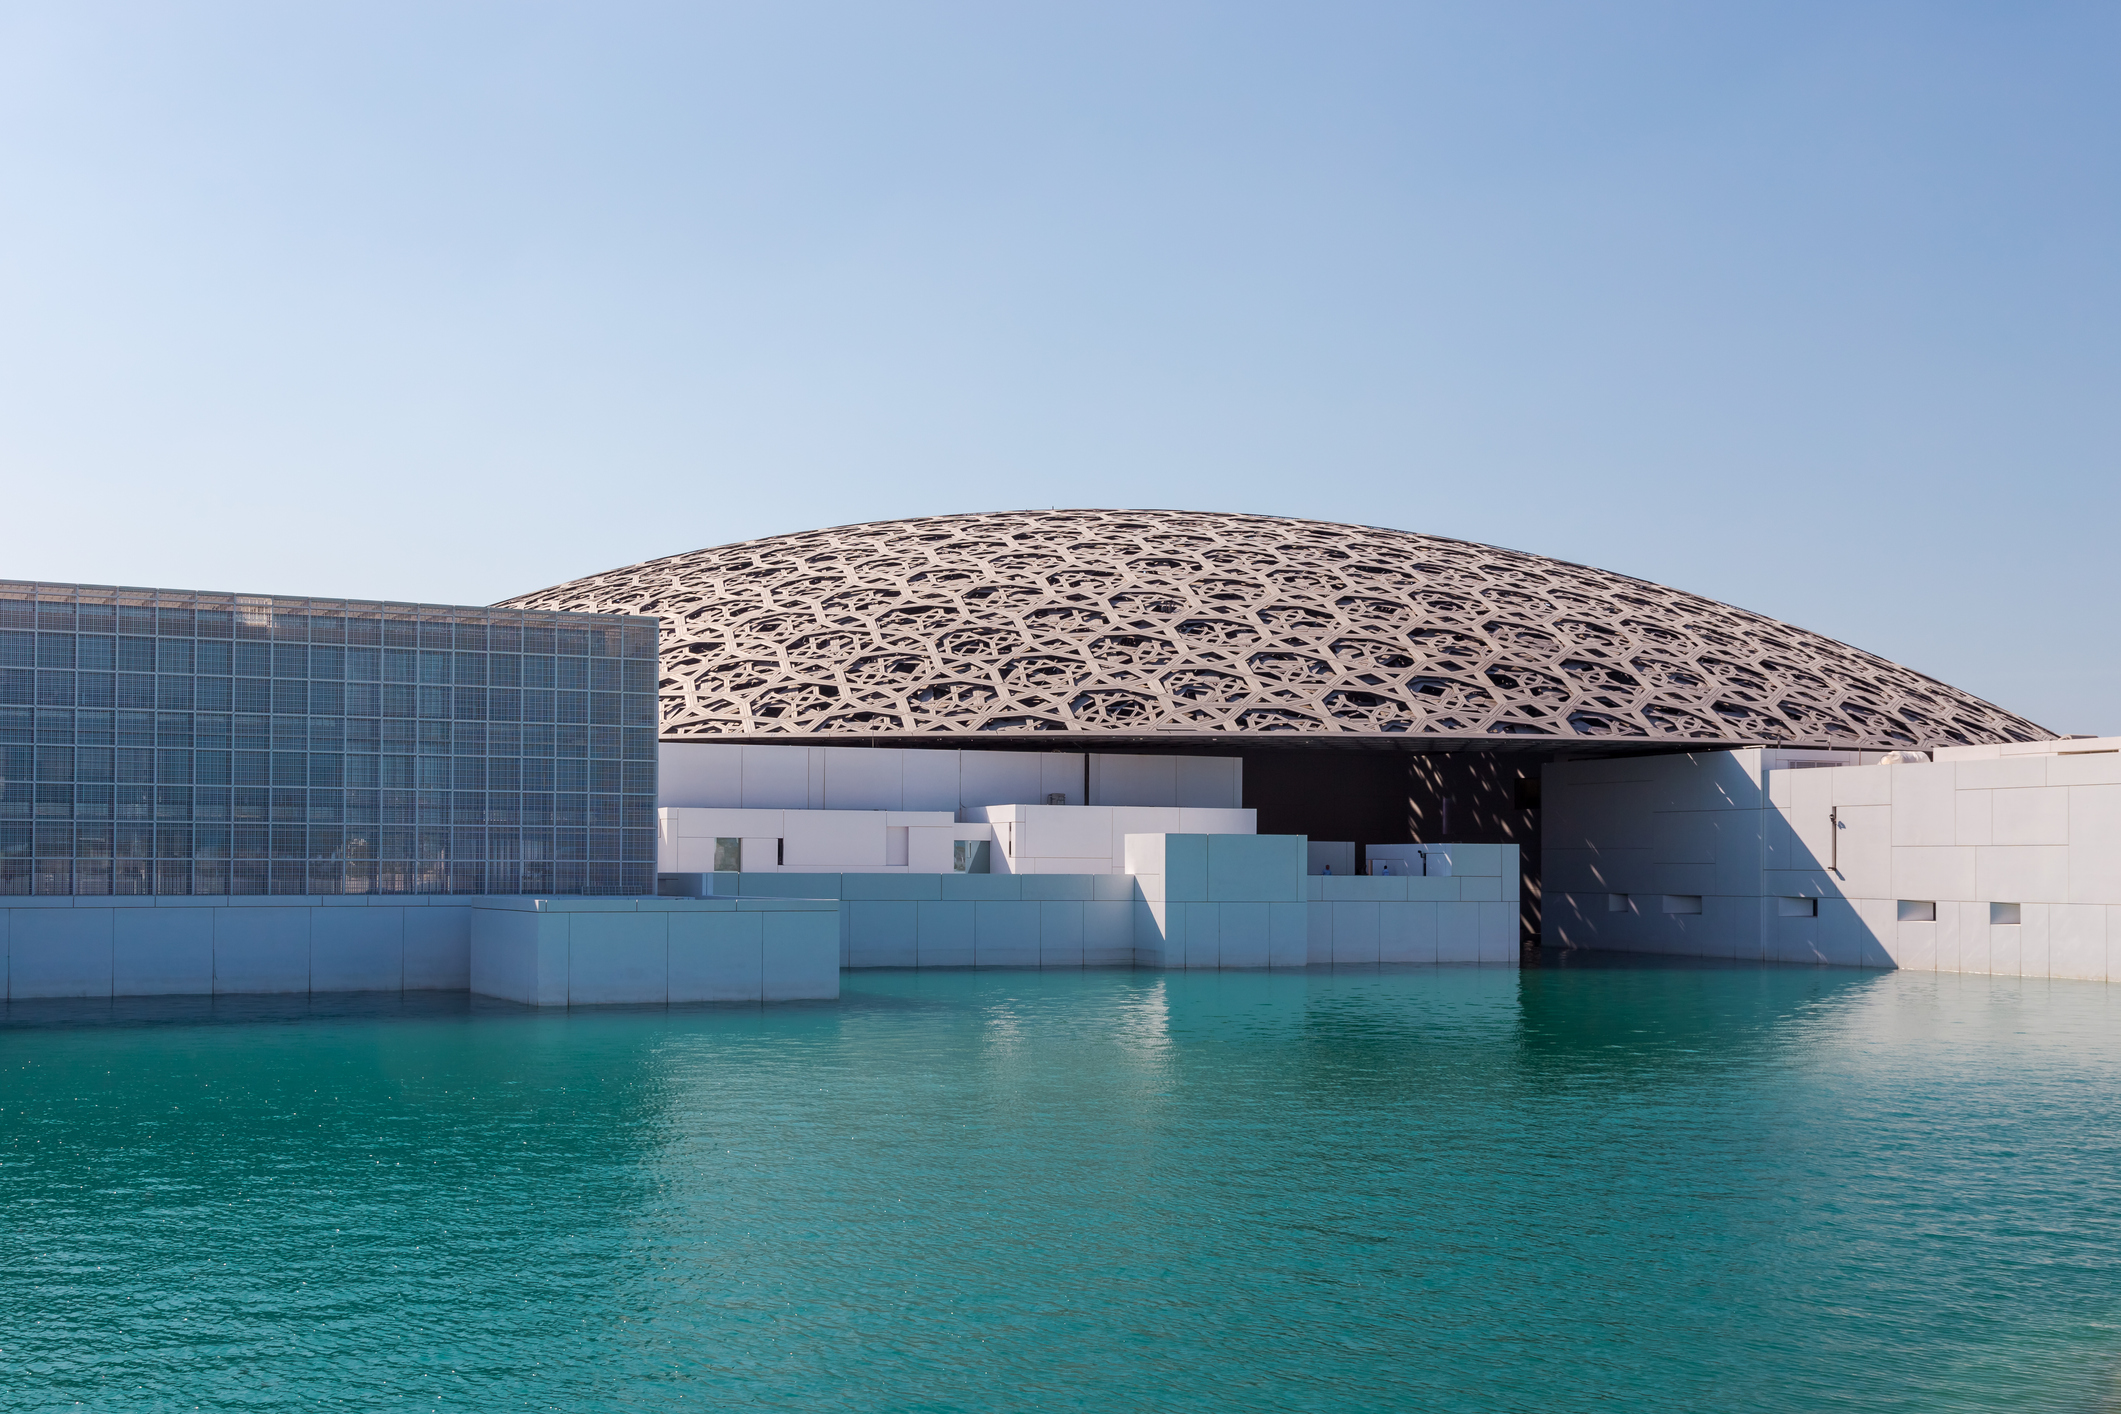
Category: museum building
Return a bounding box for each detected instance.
[7,509,2116,1001]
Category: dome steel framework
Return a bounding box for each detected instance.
[500,510,2049,752]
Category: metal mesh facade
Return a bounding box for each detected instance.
[0,582,660,897]
[502,509,2049,751]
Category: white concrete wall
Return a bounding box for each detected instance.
[657,806,992,875]
[1086,753,1243,808]
[468,897,839,1005]
[1127,833,1311,968]
[1302,844,1518,964]
[711,837,1517,970]
[658,743,1241,812]
[969,803,1256,874]
[0,895,474,1000]
[0,895,837,1005]
[1543,738,2121,979]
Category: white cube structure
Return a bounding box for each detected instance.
[1543,737,2121,979]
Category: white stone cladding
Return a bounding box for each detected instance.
[969,804,1256,875]
[657,743,1241,812]
[1543,738,2121,978]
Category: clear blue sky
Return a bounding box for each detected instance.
[1,2,2114,731]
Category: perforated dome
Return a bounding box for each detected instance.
[498,510,2049,751]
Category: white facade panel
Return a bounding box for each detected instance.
[1545,738,2121,980]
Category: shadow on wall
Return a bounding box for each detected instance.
[1241,751,1544,945]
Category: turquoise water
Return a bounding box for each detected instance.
[6,961,2121,1412]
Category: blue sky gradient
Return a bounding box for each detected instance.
[1,2,2114,730]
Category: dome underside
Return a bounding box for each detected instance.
[500,511,2049,752]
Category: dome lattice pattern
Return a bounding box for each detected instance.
[500,511,2049,750]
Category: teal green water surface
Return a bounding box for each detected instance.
[6,960,2121,1412]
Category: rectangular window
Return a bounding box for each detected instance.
[1778,896,1818,917]
[1897,900,1937,922]
[1661,895,1703,915]
[1991,902,2021,925]
[953,839,991,874]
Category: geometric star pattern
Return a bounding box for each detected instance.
[497,509,2052,751]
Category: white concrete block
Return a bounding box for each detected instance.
[1832,768,1892,806]
[670,910,765,1000]
[112,906,214,996]
[2046,753,2121,787]
[1956,901,1992,975]
[1832,804,1891,898]
[405,906,471,990]
[739,745,811,808]
[1955,789,1992,847]
[1178,807,1256,838]
[1089,752,1173,807]
[566,912,668,1005]
[1206,834,1304,902]
[1039,754,1085,807]
[658,743,744,808]
[916,900,976,967]
[469,907,568,1006]
[1305,899,1332,964]
[1181,901,1222,969]
[1891,847,1977,902]
[1815,899,1865,968]
[1218,902,1270,968]
[961,752,1045,810]
[1888,921,1937,972]
[1992,788,2070,847]
[845,900,918,967]
[975,900,1041,967]
[1436,901,1480,962]
[1652,812,1718,864]
[761,910,839,999]
[2069,785,2121,904]
[1477,901,1517,963]
[1890,764,1959,846]
[901,750,962,812]
[1021,806,1113,860]
[1979,846,2070,904]
[1038,901,1085,967]
[1269,902,1309,967]
[821,748,903,811]
[1954,757,2047,790]
[1175,755,1243,809]
[1083,900,1135,966]
[1989,920,2023,977]
[1331,901,1379,965]
[213,907,311,993]
[2048,903,2105,982]
[310,907,402,992]
[2019,903,2050,979]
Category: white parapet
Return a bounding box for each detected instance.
[657,807,994,876]
[0,894,842,1005]
[468,897,840,1006]
[658,743,1242,812]
[971,803,1256,874]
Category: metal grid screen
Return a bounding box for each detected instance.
[0,582,660,897]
